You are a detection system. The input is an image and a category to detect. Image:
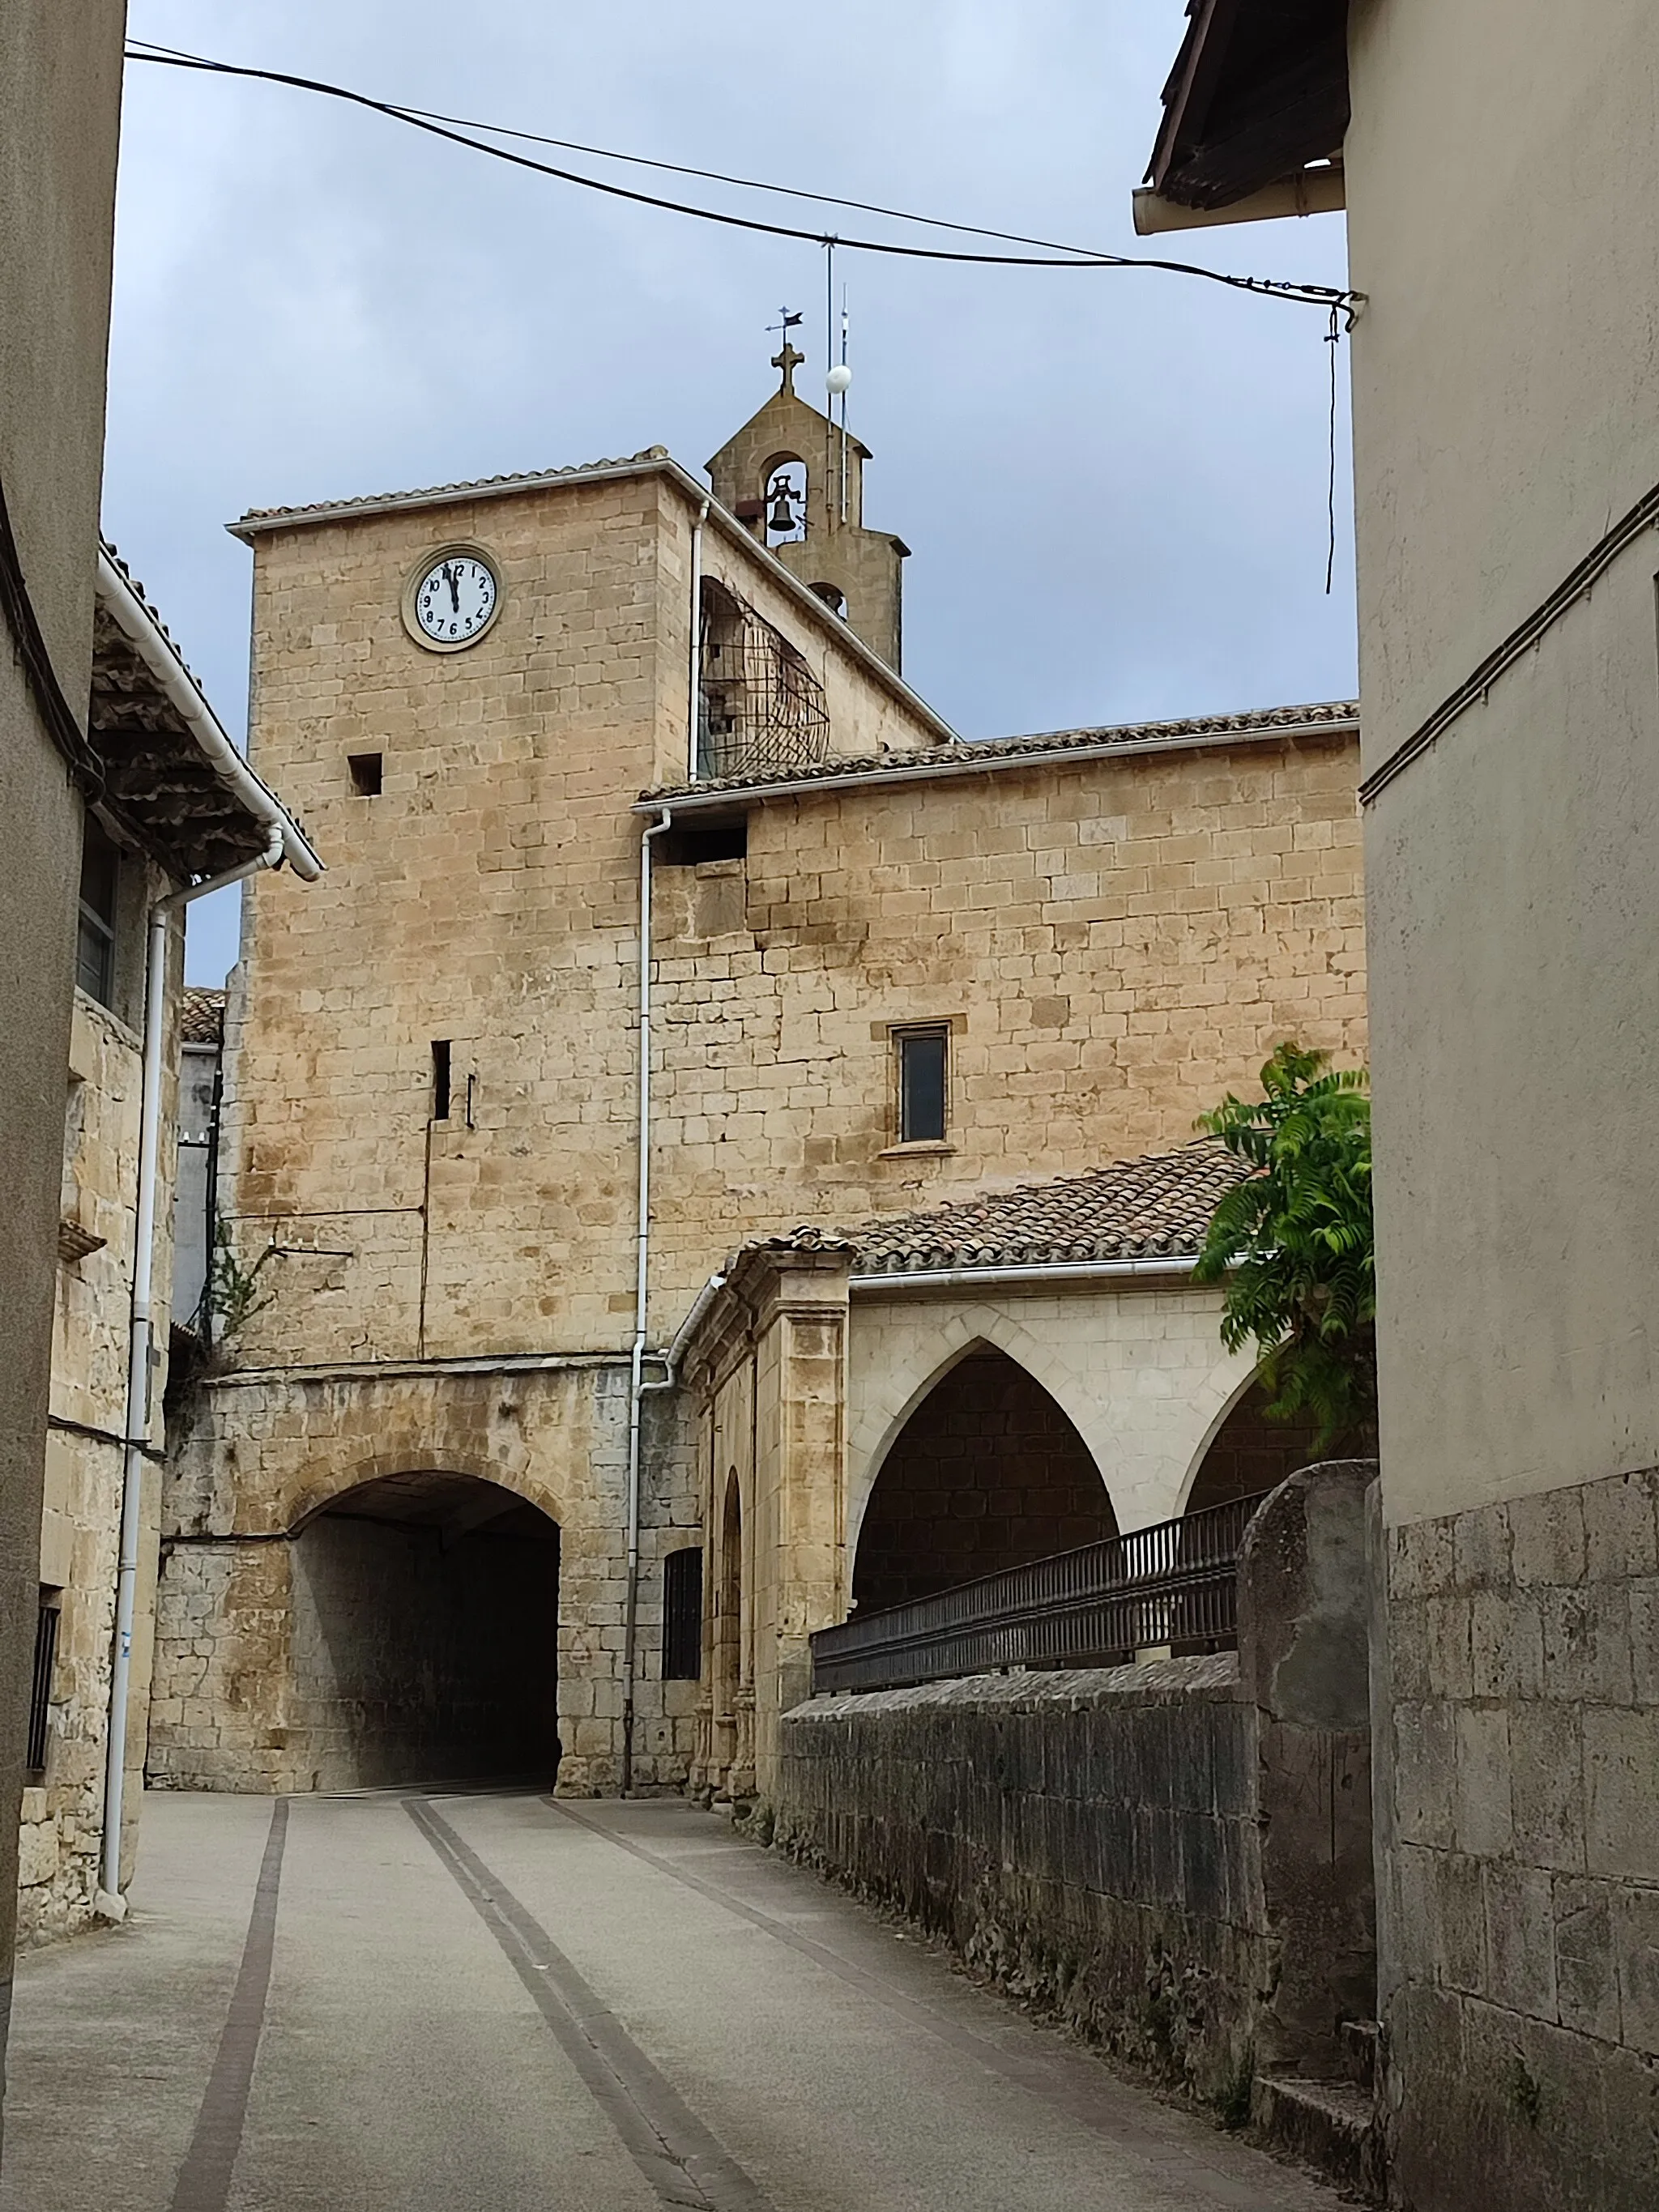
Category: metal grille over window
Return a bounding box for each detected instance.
[697,579,830,782]
[27,1597,59,1775]
[662,1546,703,1680]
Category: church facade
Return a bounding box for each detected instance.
[151,361,1366,1799]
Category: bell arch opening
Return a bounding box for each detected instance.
[1183,1377,1325,1516]
[851,1349,1118,1615]
[288,1468,560,1791]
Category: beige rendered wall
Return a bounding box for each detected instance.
[1347,0,1659,1528]
[0,0,126,2022]
[1345,10,1659,2204]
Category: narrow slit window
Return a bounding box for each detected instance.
[431,1040,452,1122]
[27,1596,59,1775]
[348,752,383,796]
[897,1026,949,1144]
[662,1546,704,1680]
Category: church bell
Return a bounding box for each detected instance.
[768,484,797,535]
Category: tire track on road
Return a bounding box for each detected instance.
[545,1800,1328,2212]
[407,1796,776,2212]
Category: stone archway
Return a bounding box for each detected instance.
[288,1468,561,1790]
[851,1348,1118,1615]
[1180,1375,1324,1516]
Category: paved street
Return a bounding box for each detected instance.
[1,1792,1339,2212]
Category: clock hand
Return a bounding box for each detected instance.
[445,564,460,612]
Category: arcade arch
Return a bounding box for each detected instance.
[1179,1374,1325,1517]
[851,1347,1118,1615]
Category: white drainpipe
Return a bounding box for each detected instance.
[99,825,284,1905]
[621,804,676,1796]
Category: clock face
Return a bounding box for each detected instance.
[412,552,498,646]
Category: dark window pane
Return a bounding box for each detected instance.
[76,823,119,1008]
[899,1029,948,1144]
[432,1040,451,1121]
[75,911,114,1004]
[663,1546,703,1679]
[79,821,118,925]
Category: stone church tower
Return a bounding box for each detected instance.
[706,340,908,671]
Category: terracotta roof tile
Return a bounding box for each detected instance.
[180,987,226,1045]
[731,1141,1250,1278]
[843,1140,1248,1273]
[233,448,671,531]
[643,701,1358,802]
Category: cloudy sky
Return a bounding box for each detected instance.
[106,2,1354,983]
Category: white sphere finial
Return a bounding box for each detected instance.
[825,362,853,398]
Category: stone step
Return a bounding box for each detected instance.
[1252,2075,1384,2203]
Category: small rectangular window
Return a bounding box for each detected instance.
[76,821,120,1008]
[27,1596,59,1775]
[897,1026,949,1144]
[431,1041,451,1121]
[657,821,748,867]
[348,752,383,796]
[662,1546,703,1680]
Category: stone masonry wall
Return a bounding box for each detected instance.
[22,961,181,1945]
[778,1657,1267,2105]
[223,460,1363,1375]
[1377,1468,1659,2212]
[152,1362,699,1794]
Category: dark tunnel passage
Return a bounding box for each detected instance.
[288,1469,560,1791]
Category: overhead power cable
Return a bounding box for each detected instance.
[124,42,1358,316]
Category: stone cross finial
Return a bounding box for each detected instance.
[771,339,805,394]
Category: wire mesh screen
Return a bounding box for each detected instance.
[810,1490,1270,1696]
[697,581,830,782]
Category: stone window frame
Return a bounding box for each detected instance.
[883,1017,963,1156]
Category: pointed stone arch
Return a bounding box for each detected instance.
[849,1342,1119,1616]
[847,1306,1110,1550]
[1175,1366,1324,1515]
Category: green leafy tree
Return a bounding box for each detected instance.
[1194,1044,1375,1450]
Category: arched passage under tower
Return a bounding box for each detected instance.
[288,1468,561,1791]
[851,1348,1119,1615]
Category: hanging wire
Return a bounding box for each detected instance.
[124,43,1360,316]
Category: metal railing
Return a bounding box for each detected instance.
[810,1490,1270,1697]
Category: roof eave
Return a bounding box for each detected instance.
[229,450,957,748]
[96,548,322,882]
[634,705,1359,814]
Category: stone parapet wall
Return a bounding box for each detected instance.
[776,1464,1377,2114]
[778,1657,1265,2103]
[1376,1467,1659,2212]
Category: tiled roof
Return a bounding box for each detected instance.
[642,700,1358,803]
[845,1141,1250,1273]
[232,448,671,532]
[180,987,226,1045]
[730,1140,1252,1278]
